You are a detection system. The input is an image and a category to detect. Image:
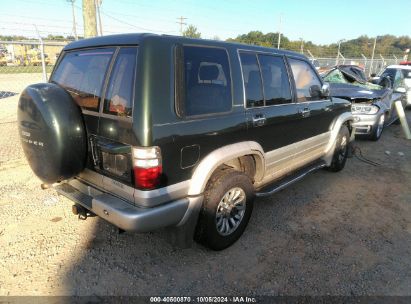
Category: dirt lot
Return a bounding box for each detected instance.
[0,91,410,296]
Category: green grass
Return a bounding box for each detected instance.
[0,65,54,74]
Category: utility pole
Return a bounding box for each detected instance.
[67,0,78,40]
[361,53,367,71]
[336,39,345,65]
[83,0,97,38]
[176,16,187,35]
[307,49,315,59]
[95,0,103,36]
[277,15,282,49]
[369,37,377,77]
[299,38,304,54]
[33,24,47,82]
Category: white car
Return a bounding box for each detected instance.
[372,65,411,107]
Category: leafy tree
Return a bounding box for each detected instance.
[183,25,201,39]
[227,31,411,58]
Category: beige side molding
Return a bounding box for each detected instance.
[187,141,265,196]
[323,112,354,165]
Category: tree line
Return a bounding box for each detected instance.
[227,31,410,58]
[183,27,410,58]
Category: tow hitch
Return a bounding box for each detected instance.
[72,204,95,220]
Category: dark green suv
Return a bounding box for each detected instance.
[18,34,353,250]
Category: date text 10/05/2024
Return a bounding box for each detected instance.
[149,297,257,303]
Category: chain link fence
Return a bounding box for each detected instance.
[0,40,68,99]
[0,39,406,101]
[314,57,401,77]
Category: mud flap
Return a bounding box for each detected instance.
[347,126,356,159]
[165,196,203,248]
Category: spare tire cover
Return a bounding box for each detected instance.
[17,83,87,184]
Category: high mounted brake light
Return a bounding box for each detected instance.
[132,146,162,190]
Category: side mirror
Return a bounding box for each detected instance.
[321,83,330,97]
[395,87,406,94]
[406,71,411,78]
[379,76,392,89]
[309,85,321,98]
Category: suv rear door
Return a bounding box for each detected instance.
[50,47,138,201]
[96,47,138,200]
[51,47,116,190]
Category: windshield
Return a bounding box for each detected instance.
[379,68,396,80]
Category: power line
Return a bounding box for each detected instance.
[1,13,74,24]
[99,9,178,34]
[66,0,78,40]
[0,21,83,30]
[176,16,187,35]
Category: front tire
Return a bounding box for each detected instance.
[370,113,385,141]
[194,169,255,250]
[328,125,350,172]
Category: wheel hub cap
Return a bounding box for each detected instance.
[215,187,246,236]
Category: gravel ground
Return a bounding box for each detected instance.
[0,86,410,296]
[0,73,43,98]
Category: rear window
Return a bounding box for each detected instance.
[51,48,115,111]
[103,47,137,117]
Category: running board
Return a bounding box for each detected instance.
[256,161,327,198]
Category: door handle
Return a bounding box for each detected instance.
[299,107,311,118]
[252,114,266,127]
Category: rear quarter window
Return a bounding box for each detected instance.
[51,48,115,111]
[180,46,232,117]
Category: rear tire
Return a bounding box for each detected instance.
[328,125,350,172]
[194,169,254,250]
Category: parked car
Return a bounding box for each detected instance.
[323,65,405,140]
[371,65,411,107]
[18,34,353,250]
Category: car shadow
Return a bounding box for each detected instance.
[61,168,371,296]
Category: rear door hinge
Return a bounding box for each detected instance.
[89,136,100,167]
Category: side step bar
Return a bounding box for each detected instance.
[256,161,327,198]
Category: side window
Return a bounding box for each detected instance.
[103,47,137,117]
[402,69,411,79]
[394,70,403,89]
[183,46,232,116]
[51,48,115,111]
[239,52,264,107]
[289,58,323,102]
[258,54,292,106]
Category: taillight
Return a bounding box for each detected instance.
[132,146,162,190]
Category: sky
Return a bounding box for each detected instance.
[0,0,410,44]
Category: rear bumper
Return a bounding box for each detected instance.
[55,179,200,232]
